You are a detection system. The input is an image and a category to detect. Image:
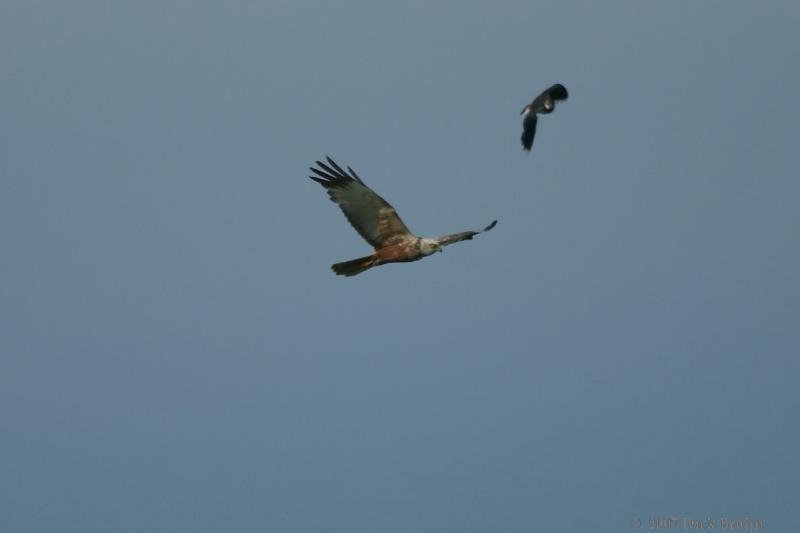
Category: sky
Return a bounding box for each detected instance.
[1,1,798,532]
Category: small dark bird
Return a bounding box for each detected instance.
[520,83,569,152]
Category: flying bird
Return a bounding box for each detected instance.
[520,83,569,152]
[309,157,497,277]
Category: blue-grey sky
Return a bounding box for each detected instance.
[2,1,798,532]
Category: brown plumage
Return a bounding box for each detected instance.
[309,157,496,277]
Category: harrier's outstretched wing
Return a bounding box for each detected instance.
[309,157,414,248]
[434,220,497,248]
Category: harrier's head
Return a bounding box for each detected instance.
[419,238,443,256]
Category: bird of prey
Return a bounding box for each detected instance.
[309,157,497,277]
[520,83,569,152]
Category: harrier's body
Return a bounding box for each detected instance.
[374,240,428,264]
[521,83,569,152]
[309,157,496,276]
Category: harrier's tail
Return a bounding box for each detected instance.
[331,254,376,277]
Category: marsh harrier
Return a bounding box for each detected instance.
[521,83,568,152]
[309,157,497,277]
